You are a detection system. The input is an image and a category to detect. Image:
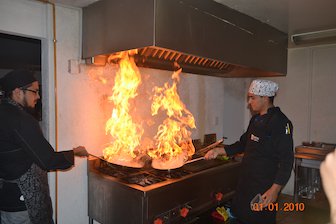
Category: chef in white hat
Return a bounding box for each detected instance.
[205,79,294,224]
[247,79,279,115]
[248,79,278,97]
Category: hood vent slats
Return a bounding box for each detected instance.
[137,47,235,72]
[132,47,237,76]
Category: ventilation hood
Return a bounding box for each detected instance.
[82,0,288,77]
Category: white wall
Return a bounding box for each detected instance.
[222,79,250,144]
[55,5,90,224]
[0,0,47,38]
[270,44,336,195]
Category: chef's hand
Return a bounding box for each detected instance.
[204,147,227,160]
[73,146,89,157]
[261,184,282,208]
[320,150,336,218]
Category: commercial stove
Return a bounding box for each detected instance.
[88,156,241,224]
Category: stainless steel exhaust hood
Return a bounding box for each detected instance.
[82,0,288,77]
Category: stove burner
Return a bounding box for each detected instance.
[96,159,194,187]
[122,173,166,187]
[150,169,192,179]
[95,158,231,187]
[98,160,142,179]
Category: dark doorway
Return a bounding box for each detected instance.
[0,32,42,121]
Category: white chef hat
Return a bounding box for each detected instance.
[248,79,279,97]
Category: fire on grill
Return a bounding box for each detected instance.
[87,52,240,224]
[88,50,197,169]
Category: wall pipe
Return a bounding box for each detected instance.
[34,1,59,224]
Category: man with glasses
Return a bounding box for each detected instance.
[0,70,88,224]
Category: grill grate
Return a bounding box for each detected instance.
[97,160,192,187]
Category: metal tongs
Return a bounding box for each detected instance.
[185,137,226,164]
[89,153,110,163]
[196,137,226,155]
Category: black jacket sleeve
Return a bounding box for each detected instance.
[14,113,74,171]
[224,116,255,156]
[225,131,248,156]
[272,118,294,186]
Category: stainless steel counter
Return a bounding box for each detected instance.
[87,157,241,224]
[294,144,335,201]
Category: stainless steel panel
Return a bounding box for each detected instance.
[82,0,155,57]
[145,161,240,221]
[154,0,287,74]
[88,171,146,224]
[88,158,241,224]
[82,0,287,77]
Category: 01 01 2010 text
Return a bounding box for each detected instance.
[251,202,305,212]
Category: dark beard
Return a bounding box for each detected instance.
[24,106,36,115]
[22,98,41,121]
[24,106,41,121]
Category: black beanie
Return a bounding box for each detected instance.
[0,70,37,92]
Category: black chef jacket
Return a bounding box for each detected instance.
[225,107,294,224]
[0,101,74,211]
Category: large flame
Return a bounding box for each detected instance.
[149,69,196,168]
[88,51,197,169]
[103,51,144,167]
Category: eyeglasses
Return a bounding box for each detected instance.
[22,88,40,95]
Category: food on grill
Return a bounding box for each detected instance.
[104,154,145,168]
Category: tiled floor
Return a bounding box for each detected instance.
[277,192,330,224]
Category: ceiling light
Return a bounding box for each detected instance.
[291,28,336,45]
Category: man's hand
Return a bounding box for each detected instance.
[261,184,282,208]
[204,147,226,160]
[73,146,89,157]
